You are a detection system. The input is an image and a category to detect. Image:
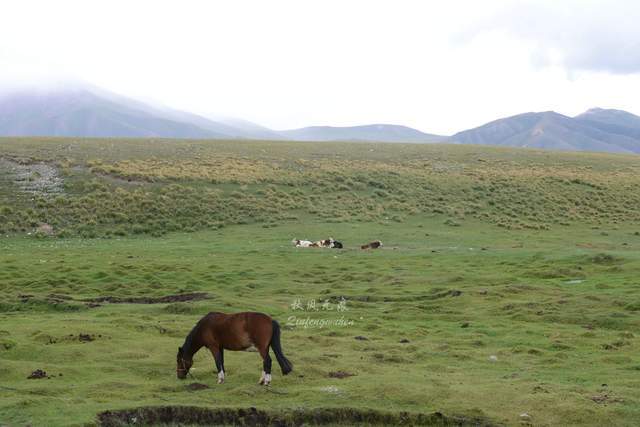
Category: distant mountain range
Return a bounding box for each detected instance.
[280,124,444,143]
[451,109,640,154]
[0,85,277,140]
[1,84,640,153]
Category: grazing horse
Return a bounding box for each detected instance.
[361,240,383,250]
[176,312,292,386]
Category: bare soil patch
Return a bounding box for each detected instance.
[82,293,210,305]
[27,369,49,379]
[97,406,497,426]
[328,371,356,379]
[186,383,210,391]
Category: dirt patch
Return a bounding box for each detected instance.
[33,332,105,345]
[6,294,86,313]
[378,290,463,303]
[186,383,210,391]
[27,369,49,379]
[591,392,624,404]
[328,371,355,379]
[97,406,497,427]
[590,253,622,265]
[78,333,95,342]
[82,293,210,305]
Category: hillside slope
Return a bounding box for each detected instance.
[0,85,442,142]
[279,124,445,143]
[2,138,640,237]
[0,88,229,139]
[451,111,640,153]
[0,85,285,139]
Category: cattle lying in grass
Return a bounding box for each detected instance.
[317,238,333,247]
[292,239,313,248]
[361,240,383,250]
[292,238,343,249]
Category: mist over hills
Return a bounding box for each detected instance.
[1,83,640,153]
[0,84,275,139]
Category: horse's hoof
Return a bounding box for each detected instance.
[217,378,224,384]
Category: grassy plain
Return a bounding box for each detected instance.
[1,138,640,426]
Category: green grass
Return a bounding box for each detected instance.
[1,218,640,426]
[1,138,640,425]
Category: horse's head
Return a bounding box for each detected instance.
[176,346,193,379]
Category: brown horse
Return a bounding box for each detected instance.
[176,312,292,386]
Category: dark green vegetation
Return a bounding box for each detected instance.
[1,138,640,426]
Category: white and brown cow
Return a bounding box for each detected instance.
[292,239,313,248]
[293,238,342,248]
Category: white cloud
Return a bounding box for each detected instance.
[459,0,640,75]
[0,0,639,134]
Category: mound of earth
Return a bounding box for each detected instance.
[97,406,496,426]
[27,369,49,379]
[328,371,355,379]
[186,383,210,391]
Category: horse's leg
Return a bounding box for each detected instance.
[210,345,225,384]
[258,344,272,386]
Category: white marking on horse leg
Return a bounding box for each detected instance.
[217,370,225,384]
[264,373,272,386]
[259,370,265,385]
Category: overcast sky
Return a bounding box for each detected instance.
[1,0,640,134]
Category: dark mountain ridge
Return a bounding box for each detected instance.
[451,109,640,153]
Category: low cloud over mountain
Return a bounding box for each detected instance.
[2,83,640,153]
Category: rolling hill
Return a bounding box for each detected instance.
[451,109,640,153]
[279,124,445,143]
[576,107,640,129]
[3,82,640,152]
[0,84,279,140]
[0,84,441,143]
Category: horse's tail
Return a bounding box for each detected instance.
[270,320,293,375]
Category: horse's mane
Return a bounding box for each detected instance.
[182,312,221,356]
